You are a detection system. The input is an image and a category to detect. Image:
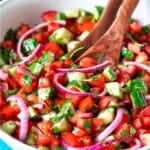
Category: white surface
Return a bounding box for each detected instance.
[0,0,150,150]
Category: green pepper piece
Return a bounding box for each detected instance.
[4,89,18,98]
[53,146,64,150]
[22,38,38,55]
[1,121,16,135]
[0,48,9,67]
[26,128,38,145]
[130,90,147,108]
[93,5,104,21]
[121,47,134,60]
[142,24,150,33]
[4,28,16,41]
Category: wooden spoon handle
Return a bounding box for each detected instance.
[80,0,123,49]
[109,0,139,33]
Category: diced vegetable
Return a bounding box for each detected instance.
[38,146,49,150]
[28,106,40,120]
[53,146,64,150]
[67,72,86,82]
[142,24,150,33]
[39,51,55,64]
[4,28,16,41]
[92,5,104,21]
[127,79,148,94]
[42,112,57,121]
[56,12,66,20]
[0,48,10,66]
[1,120,16,135]
[77,31,90,41]
[26,128,38,145]
[67,80,89,92]
[4,89,18,98]
[130,90,147,108]
[49,27,73,45]
[105,82,123,98]
[103,66,117,81]
[22,38,38,55]
[52,118,71,133]
[28,62,43,75]
[67,41,80,52]
[38,87,56,101]
[64,9,80,18]
[97,107,115,125]
[22,75,32,86]
[121,47,134,60]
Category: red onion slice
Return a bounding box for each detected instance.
[18,44,44,65]
[56,60,110,73]
[95,108,124,142]
[7,95,29,142]
[123,61,150,74]
[78,112,93,118]
[53,73,107,98]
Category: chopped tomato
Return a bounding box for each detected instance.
[0,91,5,108]
[0,105,20,120]
[16,24,30,39]
[26,94,39,104]
[32,31,48,44]
[129,21,142,34]
[37,120,52,134]
[1,39,15,49]
[77,20,95,32]
[98,96,117,110]
[132,118,142,129]
[142,116,150,127]
[7,76,19,89]
[73,127,87,137]
[47,22,60,34]
[79,57,97,68]
[36,134,51,146]
[79,135,93,146]
[101,144,115,150]
[44,42,64,58]
[38,77,51,88]
[79,96,94,112]
[88,74,106,91]
[115,123,130,138]
[61,132,81,147]
[91,118,104,132]
[42,10,57,22]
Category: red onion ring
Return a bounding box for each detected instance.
[145,95,150,100]
[0,69,8,81]
[95,108,124,142]
[123,61,150,74]
[18,44,44,65]
[7,95,29,142]
[56,60,110,73]
[53,73,107,98]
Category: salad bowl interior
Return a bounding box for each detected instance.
[0,0,150,150]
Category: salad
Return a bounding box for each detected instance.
[0,5,150,150]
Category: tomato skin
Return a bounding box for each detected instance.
[79,96,94,112]
[44,42,64,59]
[129,21,142,34]
[132,118,142,129]
[88,74,106,91]
[142,117,150,127]
[100,144,115,150]
[0,92,6,108]
[37,121,52,134]
[98,96,117,110]
[27,94,39,104]
[61,132,81,147]
[42,10,57,22]
[36,134,51,146]
[91,118,103,133]
[17,24,30,39]
[73,127,87,138]
[115,123,130,138]
[1,39,15,49]
[80,135,93,146]
[79,57,97,68]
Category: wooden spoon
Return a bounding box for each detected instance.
[80,0,123,50]
[76,0,139,65]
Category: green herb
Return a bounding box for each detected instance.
[83,120,91,132]
[22,75,32,86]
[4,28,16,40]
[0,48,10,67]
[142,24,150,33]
[53,146,64,150]
[5,89,18,98]
[121,47,134,60]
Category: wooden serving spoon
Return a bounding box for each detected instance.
[76,0,139,65]
[80,0,123,50]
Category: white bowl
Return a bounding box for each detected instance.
[0,0,150,149]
